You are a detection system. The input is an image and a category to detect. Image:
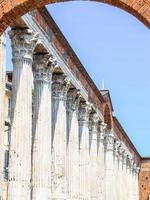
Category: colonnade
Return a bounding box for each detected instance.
[0,28,140,200]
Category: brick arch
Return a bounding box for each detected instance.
[0,0,150,35]
[104,104,112,129]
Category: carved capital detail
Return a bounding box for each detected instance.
[52,74,71,100]
[89,113,99,130]
[98,122,107,142]
[114,140,120,158]
[67,89,82,112]
[33,54,57,83]
[78,102,92,124]
[9,28,38,64]
[105,132,115,151]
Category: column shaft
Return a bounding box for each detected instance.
[66,89,80,199]
[8,29,38,200]
[97,123,106,200]
[78,102,91,199]
[0,32,6,197]
[105,131,115,200]
[32,54,55,199]
[89,113,99,200]
[51,74,70,199]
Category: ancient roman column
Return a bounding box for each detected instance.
[118,145,124,199]
[66,89,81,199]
[78,102,91,199]
[114,140,120,200]
[122,151,128,200]
[104,129,115,200]
[8,29,38,200]
[129,159,134,200]
[51,74,71,199]
[135,167,140,200]
[97,122,106,200]
[89,112,99,200]
[32,54,56,200]
[126,156,132,199]
[0,32,6,196]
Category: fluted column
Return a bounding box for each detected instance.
[135,167,140,200]
[104,130,115,200]
[32,54,56,199]
[51,74,71,199]
[66,89,81,199]
[126,156,132,199]
[8,29,38,200]
[97,122,106,200]
[122,151,128,200]
[0,32,6,196]
[78,102,91,199]
[114,140,120,200]
[118,145,124,199]
[89,112,99,200]
[129,159,134,200]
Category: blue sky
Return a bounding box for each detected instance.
[6,2,150,156]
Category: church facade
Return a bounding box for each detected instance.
[0,6,149,200]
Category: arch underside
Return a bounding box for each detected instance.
[0,0,150,34]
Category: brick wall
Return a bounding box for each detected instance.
[140,159,150,200]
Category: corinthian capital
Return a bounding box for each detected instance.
[9,28,38,63]
[89,113,99,131]
[52,74,71,100]
[67,89,82,112]
[105,133,115,151]
[33,54,57,82]
[78,102,92,124]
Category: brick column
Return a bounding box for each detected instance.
[8,29,38,200]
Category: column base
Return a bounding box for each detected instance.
[8,181,30,200]
[32,187,50,200]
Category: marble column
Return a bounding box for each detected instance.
[122,151,128,200]
[78,102,91,199]
[89,112,99,200]
[118,145,124,199]
[135,167,140,200]
[8,29,38,200]
[51,74,71,199]
[32,54,56,200]
[104,130,115,200]
[126,156,132,200]
[129,159,134,200]
[66,89,81,199]
[114,140,120,200]
[97,122,106,200]
[0,32,6,197]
